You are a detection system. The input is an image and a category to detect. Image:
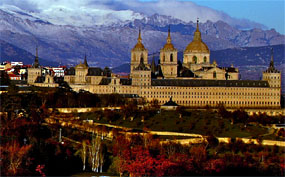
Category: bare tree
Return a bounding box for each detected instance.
[81,140,87,171]
[88,135,104,172]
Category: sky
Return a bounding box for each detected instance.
[189,0,285,34]
[1,0,284,34]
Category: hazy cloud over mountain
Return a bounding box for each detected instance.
[0,0,267,29]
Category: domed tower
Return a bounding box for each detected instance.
[262,48,281,88]
[130,29,148,77]
[183,19,210,70]
[160,26,178,78]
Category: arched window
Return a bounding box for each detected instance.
[203,56,207,63]
[193,56,197,64]
[213,71,217,78]
[140,54,144,63]
[163,55,165,62]
[170,54,173,62]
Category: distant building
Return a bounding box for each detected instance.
[52,67,65,77]
[0,62,11,71]
[27,20,282,109]
[11,62,23,66]
[8,73,21,80]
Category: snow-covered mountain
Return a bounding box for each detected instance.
[0,5,284,68]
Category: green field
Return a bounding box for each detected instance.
[79,109,275,139]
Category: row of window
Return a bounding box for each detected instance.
[146,86,273,91]
[192,56,207,64]
[142,91,279,96]
[146,94,278,100]
[264,76,280,79]
[162,54,174,62]
[158,100,280,106]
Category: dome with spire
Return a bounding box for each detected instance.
[162,26,176,50]
[132,29,146,51]
[184,19,209,54]
[75,61,88,69]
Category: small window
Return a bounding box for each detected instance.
[140,54,144,63]
[213,71,217,78]
[203,56,207,63]
[193,56,197,63]
[170,54,173,62]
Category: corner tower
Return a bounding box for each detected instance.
[27,47,42,84]
[262,48,281,88]
[160,26,178,78]
[130,29,148,77]
[183,19,210,70]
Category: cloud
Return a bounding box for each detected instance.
[114,0,267,29]
[0,0,267,29]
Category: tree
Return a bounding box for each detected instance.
[1,141,32,175]
[150,99,160,110]
[206,135,219,148]
[120,101,138,120]
[176,106,187,119]
[0,70,10,85]
[81,140,87,171]
[218,104,231,120]
[204,159,225,175]
[88,135,104,172]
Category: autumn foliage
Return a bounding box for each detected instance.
[112,133,285,176]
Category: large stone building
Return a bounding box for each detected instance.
[28,20,282,109]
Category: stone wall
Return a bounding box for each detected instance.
[48,107,121,113]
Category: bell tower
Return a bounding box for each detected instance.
[160,26,178,78]
[130,29,148,77]
[27,47,42,84]
[262,48,281,88]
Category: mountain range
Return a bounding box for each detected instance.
[0,39,58,66]
[0,4,284,89]
[1,6,284,69]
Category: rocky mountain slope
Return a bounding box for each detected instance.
[0,40,58,66]
[0,8,284,68]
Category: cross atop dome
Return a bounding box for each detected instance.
[138,28,142,43]
[196,18,199,31]
[167,25,172,44]
[132,28,146,51]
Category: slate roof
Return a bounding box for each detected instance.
[195,66,213,72]
[163,97,179,106]
[151,79,270,88]
[99,78,111,85]
[65,67,75,75]
[35,76,64,83]
[134,62,150,71]
[179,67,197,78]
[120,78,132,85]
[87,68,103,76]
[99,78,132,85]
[224,67,238,73]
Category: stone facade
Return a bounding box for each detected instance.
[160,27,178,78]
[27,21,282,109]
[130,29,149,77]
